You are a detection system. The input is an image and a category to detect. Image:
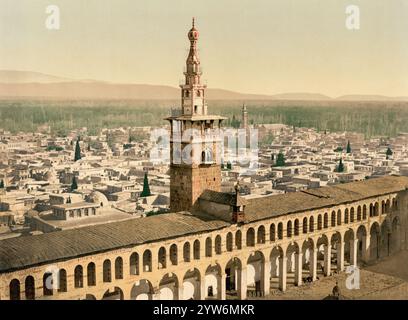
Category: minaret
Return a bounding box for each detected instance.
[165,19,227,213]
[241,103,248,130]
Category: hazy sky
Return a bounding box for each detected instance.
[0,0,407,97]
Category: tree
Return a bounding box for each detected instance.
[337,158,345,173]
[70,176,78,191]
[346,140,351,154]
[0,179,4,189]
[140,172,151,197]
[226,162,232,170]
[334,146,343,153]
[386,147,393,157]
[275,152,285,167]
[74,138,82,161]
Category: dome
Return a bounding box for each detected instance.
[86,191,109,207]
[188,18,199,41]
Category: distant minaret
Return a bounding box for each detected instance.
[241,104,248,130]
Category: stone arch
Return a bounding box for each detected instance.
[344,208,349,224]
[74,265,84,288]
[301,238,316,281]
[330,232,343,272]
[226,232,233,252]
[158,273,179,300]
[380,220,391,258]
[103,259,112,281]
[205,237,212,257]
[257,225,266,244]
[390,216,401,254]
[183,268,201,300]
[235,230,242,249]
[374,202,380,216]
[204,263,223,299]
[337,209,342,225]
[316,234,330,276]
[193,239,200,259]
[158,247,167,269]
[323,212,329,229]
[215,235,222,255]
[356,225,367,263]
[84,294,96,300]
[115,257,123,279]
[142,250,152,272]
[130,252,140,275]
[294,219,300,236]
[381,200,386,215]
[287,220,293,237]
[183,242,191,262]
[246,228,255,246]
[131,279,154,300]
[317,214,322,230]
[270,245,285,290]
[302,217,308,234]
[58,268,67,293]
[343,228,355,266]
[286,242,301,286]
[43,272,53,296]
[25,276,35,300]
[350,207,355,223]
[278,222,284,239]
[225,257,243,299]
[247,251,266,297]
[87,262,96,286]
[170,244,178,266]
[102,287,124,300]
[369,203,374,217]
[309,216,315,232]
[331,211,336,227]
[9,279,20,300]
[385,199,391,213]
[270,223,276,241]
[363,205,367,220]
[357,206,362,221]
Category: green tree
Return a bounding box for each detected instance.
[70,176,78,191]
[386,147,393,156]
[74,138,82,161]
[0,179,4,189]
[226,161,232,170]
[334,146,343,153]
[337,158,345,172]
[140,172,151,197]
[346,140,351,154]
[275,152,286,167]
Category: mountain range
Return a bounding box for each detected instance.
[0,70,406,101]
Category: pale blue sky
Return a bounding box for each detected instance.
[0,0,407,96]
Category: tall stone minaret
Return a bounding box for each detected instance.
[165,19,227,213]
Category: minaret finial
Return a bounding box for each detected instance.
[192,17,195,27]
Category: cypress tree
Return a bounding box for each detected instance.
[226,161,232,170]
[346,140,351,154]
[0,179,4,189]
[70,176,78,191]
[275,152,285,167]
[386,147,393,157]
[74,138,82,161]
[337,158,345,172]
[140,172,151,197]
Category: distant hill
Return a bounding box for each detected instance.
[0,70,406,101]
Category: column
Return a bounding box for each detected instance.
[237,267,247,300]
[199,274,206,300]
[278,257,287,292]
[350,239,359,267]
[337,240,345,272]
[294,253,303,286]
[362,234,370,263]
[218,274,226,300]
[324,244,331,276]
[261,261,270,296]
[177,285,184,300]
[309,247,317,281]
